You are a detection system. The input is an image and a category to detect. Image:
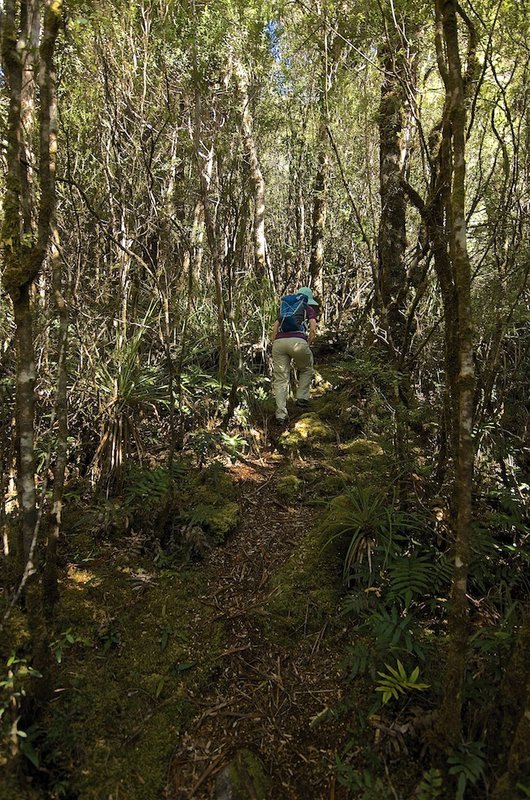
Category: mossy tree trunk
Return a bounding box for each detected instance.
[403,0,478,746]
[42,231,68,617]
[309,2,338,302]
[1,0,62,575]
[433,0,477,747]
[377,37,409,358]
[1,0,62,713]
[376,19,418,478]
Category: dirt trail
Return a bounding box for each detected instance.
[165,453,349,800]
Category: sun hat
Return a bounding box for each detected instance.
[297,287,319,306]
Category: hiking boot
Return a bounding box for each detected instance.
[275,415,289,426]
[295,398,310,408]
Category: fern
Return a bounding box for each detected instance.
[375,659,429,704]
[334,761,388,799]
[341,590,374,618]
[387,553,433,607]
[363,606,426,661]
[470,626,513,657]
[434,553,453,588]
[345,641,374,679]
[447,741,486,800]
[322,486,430,587]
[123,462,186,506]
[417,768,443,800]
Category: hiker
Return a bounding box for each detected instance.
[271,287,319,423]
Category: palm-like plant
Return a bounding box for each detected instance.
[322,486,425,586]
[322,487,395,585]
[91,319,168,489]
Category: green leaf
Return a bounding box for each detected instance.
[20,738,40,768]
[173,661,196,672]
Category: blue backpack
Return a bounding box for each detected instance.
[279,293,308,333]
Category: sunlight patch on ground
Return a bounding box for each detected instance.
[66,565,101,586]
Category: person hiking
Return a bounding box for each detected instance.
[271,287,319,423]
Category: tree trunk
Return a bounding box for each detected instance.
[377,38,409,358]
[233,58,268,282]
[43,232,68,617]
[309,117,327,300]
[434,0,477,747]
[1,0,63,576]
[12,289,38,566]
[192,85,227,384]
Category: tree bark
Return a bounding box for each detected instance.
[1,0,63,574]
[233,58,268,283]
[377,38,410,357]
[42,232,68,617]
[434,0,477,747]
[309,116,328,300]
[192,79,227,385]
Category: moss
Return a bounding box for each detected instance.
[217,749,271,799]
[280,413,335,451]
[35,558,225,800]
[317,474,349,496]
[276,474,302,500]
[265,525,342,643]
[340,438,384,459]
[0,776,41,800]
[313,390,359,426]
[338,438,390,485]
[175,464,240,543]
[0,607,31,659]
[182,498,240,542]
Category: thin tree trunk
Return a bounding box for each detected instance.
[192,103,227,385]
[19,0,40,235]
[309,116,328,299]
[376,27,417,481]
[189,7,230,384]
[233,58,268,282]
[435,0,477,746]
[190,199,206,287]
[12,289,38,566]
[43,231,68,617]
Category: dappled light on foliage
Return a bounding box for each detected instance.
[1,0,529,798]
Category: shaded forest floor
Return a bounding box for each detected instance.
[5,360,432,799]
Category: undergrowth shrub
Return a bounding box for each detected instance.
[329,461,529,792]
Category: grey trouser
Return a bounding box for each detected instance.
[272,337,314,420]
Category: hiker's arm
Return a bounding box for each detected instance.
[271,320,279,341]
[308,318,317,346]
